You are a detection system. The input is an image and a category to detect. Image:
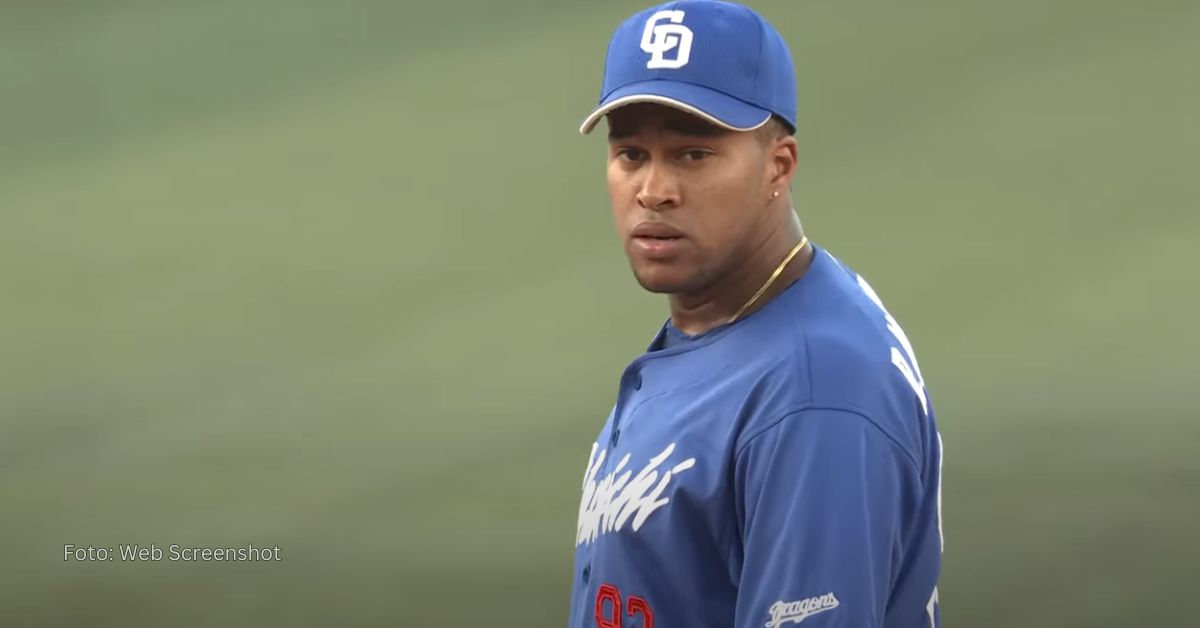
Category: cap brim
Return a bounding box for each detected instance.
[579,80,773,135]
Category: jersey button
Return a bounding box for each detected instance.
[582,564,591,584]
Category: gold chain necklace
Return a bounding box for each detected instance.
[727,235,809,324]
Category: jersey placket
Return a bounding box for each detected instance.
[578,357,647,614]
[608,361,645,453]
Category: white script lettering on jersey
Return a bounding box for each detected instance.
[766,592,840,628]
[856,273,929,415]
[576,442,697,547]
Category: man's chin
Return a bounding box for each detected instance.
[630,267,698,295]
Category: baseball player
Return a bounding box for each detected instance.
[568,2,943,627]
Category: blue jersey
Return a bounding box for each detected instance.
[568,245,943,628]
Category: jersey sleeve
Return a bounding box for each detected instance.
[733,407,921,628]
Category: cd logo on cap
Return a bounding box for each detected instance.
[640,10,693,69]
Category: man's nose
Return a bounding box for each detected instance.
[635,162,680,211]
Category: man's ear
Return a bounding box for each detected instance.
[769,136,799,188]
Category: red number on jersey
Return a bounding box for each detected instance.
[595,584,622,628]
[627,595,654,628]
[594,585,654,628]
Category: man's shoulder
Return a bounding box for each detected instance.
[737,249,932,459]
[772,249,906,399]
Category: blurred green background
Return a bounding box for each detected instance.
[2,0,1197,626]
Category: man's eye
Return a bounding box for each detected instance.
[617,149,647,162]
[682,149,712,161]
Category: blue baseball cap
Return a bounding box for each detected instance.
[579,0,797,135]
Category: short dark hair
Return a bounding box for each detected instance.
[754,115,793,145]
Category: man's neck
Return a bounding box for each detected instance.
[667,217,810,336]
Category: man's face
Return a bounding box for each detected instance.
[606,104,775,295]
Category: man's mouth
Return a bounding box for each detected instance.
[631,235,684,258]
[631,222,686,240]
